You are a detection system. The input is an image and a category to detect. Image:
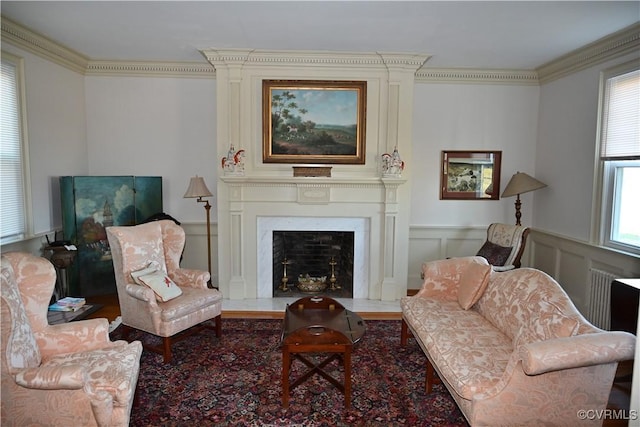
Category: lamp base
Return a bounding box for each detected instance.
[514,195,522,226]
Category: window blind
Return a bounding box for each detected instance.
[1,59,26,243]
[600,69,640,160]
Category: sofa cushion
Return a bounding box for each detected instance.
[476,240,512,266]
[457,262,492,310]
[401,296,512,400]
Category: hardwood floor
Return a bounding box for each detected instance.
[84,293,632,425]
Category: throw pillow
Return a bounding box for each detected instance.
[476,240,512,266]
[130,262,161,285]
[137,271,183,303]
[457,262,492,310]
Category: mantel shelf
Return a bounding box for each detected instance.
[220,175,407,187]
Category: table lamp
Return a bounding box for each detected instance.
[184,176,213,287]
[501,172,547,226]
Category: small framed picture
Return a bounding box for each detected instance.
[440,150,502,200]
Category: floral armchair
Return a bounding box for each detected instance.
[1,252,142,427]
[476,223,530,271]
[106,220,223,363]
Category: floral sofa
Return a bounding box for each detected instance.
[401,256,636,426]
[1,252,142,426]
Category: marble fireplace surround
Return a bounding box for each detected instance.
[203,49,428,301]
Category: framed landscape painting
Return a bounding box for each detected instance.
[262,80,367,164]
[440,150,502,200]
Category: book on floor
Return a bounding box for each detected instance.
[49,297,86,311]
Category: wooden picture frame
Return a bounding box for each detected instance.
[262,80,366,164]
[440,150,502,200]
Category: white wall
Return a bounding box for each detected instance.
[84,76,218,224]
[411,82,540,227]
[2,44,87,238]
[535,51,640,240]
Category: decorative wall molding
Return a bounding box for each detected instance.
[415,68,539,85]
[200,48,430,70]
[536,22,640,84]
[85,61,215,78]
[1,16,88,74]
[3,15,638,83]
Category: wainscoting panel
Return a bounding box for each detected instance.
[406,226,487,289]
[179,223,638,321]
[528,229,639,317]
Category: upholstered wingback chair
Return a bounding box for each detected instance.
[1,252,142,427]
[476,223,529,272]
[106,220,222,363]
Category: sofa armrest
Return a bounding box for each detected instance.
[519,331,636,375]
[15,365,86,390]
[414,256,489,299]
[171,268,209,289]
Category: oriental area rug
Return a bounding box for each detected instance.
[113,319,468,426]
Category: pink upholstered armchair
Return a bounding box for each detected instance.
[106,219,223,363]
[1,252,142,427]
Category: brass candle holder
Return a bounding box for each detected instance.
[329,256,341,290]
[279,257,291,292]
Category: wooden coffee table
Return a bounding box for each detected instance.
[280,296,366,408]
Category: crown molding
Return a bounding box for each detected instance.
[1,16,88,74]
[415,68,539,85]
[200,48,429,71]
[85,61,215,78]
[536,22,640,84]
[3,14,638,83]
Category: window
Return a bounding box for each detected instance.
[1,52,30,245]
[597,61,640,255]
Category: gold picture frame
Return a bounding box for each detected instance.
[440,150,502,200]
[262,80,366,164]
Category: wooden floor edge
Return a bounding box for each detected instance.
[222,310,402,321]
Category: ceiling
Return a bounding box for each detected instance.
[2,1,639,70]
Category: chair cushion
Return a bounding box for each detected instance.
[476,240,512,266]
[457,262,492,310]
[159,287,222,321]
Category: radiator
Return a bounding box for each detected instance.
[587,268,616,330]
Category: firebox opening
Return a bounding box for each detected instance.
[273,230,354,298]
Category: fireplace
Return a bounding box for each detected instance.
[257,216,369,299]
[272,230,354,298]
[207,49,425,300]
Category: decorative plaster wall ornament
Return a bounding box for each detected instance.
[381,147,404,177]
[221,144,245,176]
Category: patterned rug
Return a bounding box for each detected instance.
[114,318,468,426]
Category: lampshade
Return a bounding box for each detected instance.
[501,172,547,197]
[183,176,212,198]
